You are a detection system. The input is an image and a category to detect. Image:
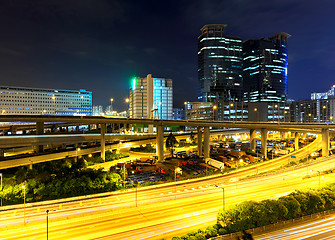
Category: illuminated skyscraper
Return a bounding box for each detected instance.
[198,24,243,102]
[129,74,173,119]
[243,33,290,101]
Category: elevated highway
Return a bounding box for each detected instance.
[0,115,332,165]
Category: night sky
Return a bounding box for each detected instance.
[0,0,334,111]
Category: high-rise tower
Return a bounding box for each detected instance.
[198,24,243,102]
[243,32,290,101]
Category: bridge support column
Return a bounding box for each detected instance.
[148,124,153,134]
[197,127,203,156]
[35,122,44,153]
[322,128,329,157]
[100,123,106,161]
[294,132,299,151]
[156,124,164,162]
[261,128,268,159]
[203,127,210,159]
[250,129,257,153]
[10,126,17,135]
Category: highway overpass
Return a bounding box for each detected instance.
[0,115,332,163]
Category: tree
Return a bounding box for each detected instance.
[166,132,178,156]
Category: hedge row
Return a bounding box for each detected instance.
[171,185,335,240]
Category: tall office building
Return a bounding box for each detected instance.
[243,33,290,101]
[0,86,92,115]
[129,74,173,119]
[198,24,243,102]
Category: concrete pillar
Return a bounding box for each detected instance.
[100,123,106,161]
[35,122,44,153]
[284,132,289,139]
[203,127,210,159]
[10,126,17,135]
[0,149,4,158]
[294,132,299,151]
[322,128,329,157]
[197,127,203,156]
[261,128,268,159]
[250,129,257,152]
[148,124,154,134]
[156,125,164,162]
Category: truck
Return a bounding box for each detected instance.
[136,156,157,165]
[217,155,228,162]
[242,155,255,163]
[229,150,246,158]
[205,158,225,170]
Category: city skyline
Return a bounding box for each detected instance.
[0,0,334,111]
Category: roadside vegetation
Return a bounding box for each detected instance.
[169,184,335,240]
[0,157,121,205]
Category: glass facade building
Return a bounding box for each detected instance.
[198,24,243,102]
[243,33,290,101]
[129,74,173,119]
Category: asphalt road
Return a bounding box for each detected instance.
[255,214,335,240]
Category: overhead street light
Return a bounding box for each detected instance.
[22,183,26,225]
[0,173,2,206]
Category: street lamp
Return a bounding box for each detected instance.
[76,148,81,162]
[134,180,138,207]
[52,96,56,115]
[213,105,217,121]
[317,171,321,187]
[323,105,327,122]
[110,98,114,114]
[254,108,259,122]
[174,167,182,199]
[22,183,26,225]
[46,210,49,240]
[308,113,312,122]
[215,185,225,210]
[274,104,278,122]
[0,173,2,206]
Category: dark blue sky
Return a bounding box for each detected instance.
[0,0,334,111]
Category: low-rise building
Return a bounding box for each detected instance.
[0,86,92,116]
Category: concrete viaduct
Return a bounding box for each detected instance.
[0,115,332,163]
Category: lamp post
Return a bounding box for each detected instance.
[215,185,225,210]
[308,113,312,122]
[76,148,80,162]
[110,98,114,115]
[46,210,49,240]
[52,96,56,115]
[134,181,138,207]
[317,171,321,187]
[125,98,130,117]
[254,108,259,122]
[22,183,26,225]
[274,104,278,122]
[222,187,225,210]
[0,173,2,206]
[174,167,182,199]
[213,105,217,121]
[322,105,326,122]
